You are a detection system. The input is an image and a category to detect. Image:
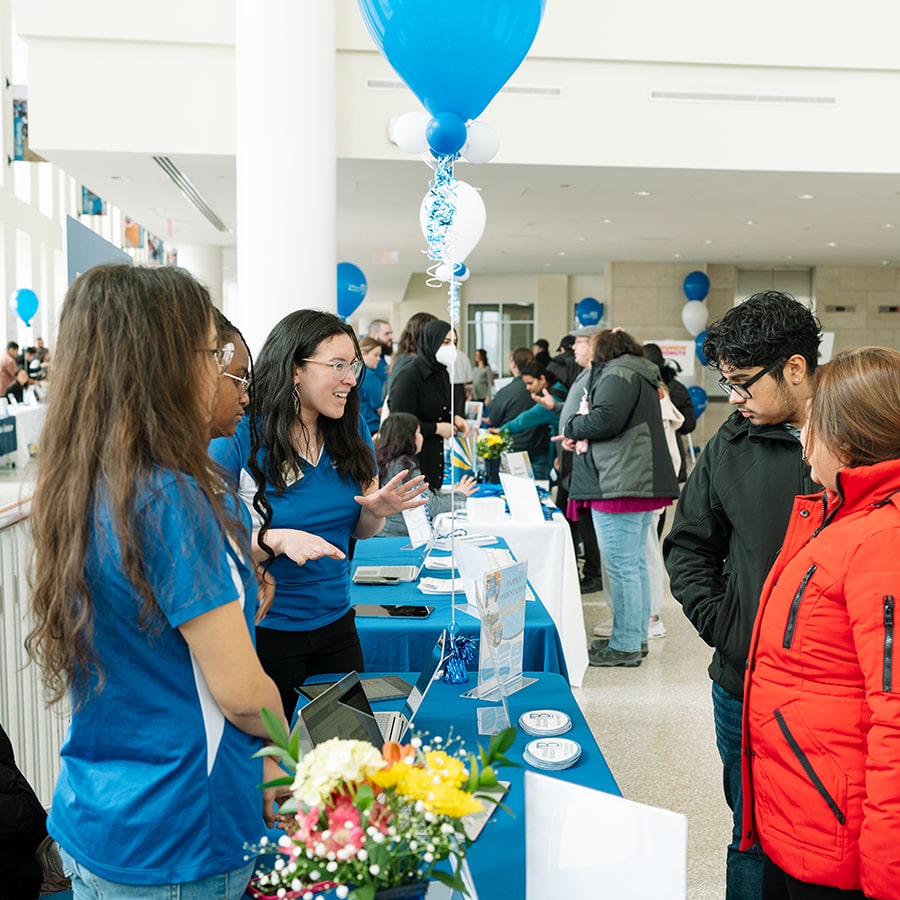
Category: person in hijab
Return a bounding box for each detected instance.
[388,319,469,491]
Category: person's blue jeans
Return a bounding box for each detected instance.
[712,681,764,900]
[590,509,652,652]
[60,847,256,900]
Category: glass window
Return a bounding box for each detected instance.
[466,302,535,376]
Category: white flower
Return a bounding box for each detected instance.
[336,888,349,900]
[424,853,434,863]
[291,738,385,807]
[358,849,368,862]
[369,864,381,876]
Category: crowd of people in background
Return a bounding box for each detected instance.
[7,269,900,900]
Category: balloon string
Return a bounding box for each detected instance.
[424,154,459,265]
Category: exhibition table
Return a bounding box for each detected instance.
[351,537,568,680]
[433,510,589,687]
[0,402,46,470]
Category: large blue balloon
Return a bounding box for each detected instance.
[688,385,708,419]
[576,297,604,327]
[695,330,708,366]
[683,270,710,301]
[358,0,545,121]
[336,262,367,320]
[9,288,39,326]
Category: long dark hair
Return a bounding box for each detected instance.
[27,264,243,706]
[375,412,420,473]
[248,310,376,550]
[393,311,437,360]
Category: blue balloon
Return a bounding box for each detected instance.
[687,385,708,419]
[426,112,467,157]
[358,0,545,121]
[695,330,708,366]
[575,297,603,327]
[9,288,39,326]
[336,262,367,320]
[683,270,710,301]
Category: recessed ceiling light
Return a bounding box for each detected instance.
[785,255,794,260]
[745,220,756,226]
[673,253,682,259]
[883,223,896,229]
[703,239,713,244]
[882,260,891,266]
[826,241,838,247]
[558,251,567,256]
[634,190,652,197]
[576,236,587,242]
[797,193,814,200]
[543,263,552,267]
[601,218,613,224]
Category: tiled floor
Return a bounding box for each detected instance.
[575,581,731,900]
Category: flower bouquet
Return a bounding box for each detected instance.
[249,711,517,900]
[475,431,512,460]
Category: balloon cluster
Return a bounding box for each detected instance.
[359,0,545,311]
[9,288,39,327]
[680,270,710,363]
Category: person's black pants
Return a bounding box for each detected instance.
[256,608,365,720]
[762,855,866,900]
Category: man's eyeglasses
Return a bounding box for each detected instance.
[717,359,782,400]
[196,341,235,375]
[222,372,250,395]
[302,358,365,381]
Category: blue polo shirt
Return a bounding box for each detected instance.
[48,470,262,885]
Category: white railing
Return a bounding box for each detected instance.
[0,500,69,806]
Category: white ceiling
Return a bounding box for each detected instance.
[56,148,900,298]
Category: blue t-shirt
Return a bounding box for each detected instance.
[209,417,376,632]
[48,470,262,885]
[358,369,383,434]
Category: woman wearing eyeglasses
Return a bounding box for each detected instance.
[27,265,285,899]
[210,308,251,440]
[209,309,426,718]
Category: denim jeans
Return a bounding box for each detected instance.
[60,847,256,900]
[590,509,652,652]
[712,681,764,900]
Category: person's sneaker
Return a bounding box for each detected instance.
[592,612,614,638]
[648,614,667,639]
[579,574,604,594]
[588,644,642,667]
[591,637,649,658]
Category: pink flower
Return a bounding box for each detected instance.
[324,796,364,854]
[294,806,324,850]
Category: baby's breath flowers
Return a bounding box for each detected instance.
[247,714,516,900]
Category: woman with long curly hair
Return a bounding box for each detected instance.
[27,264,285,899]
[209,309,426,718]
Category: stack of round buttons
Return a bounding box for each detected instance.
[523,737,582,771]
[518,709,572,737]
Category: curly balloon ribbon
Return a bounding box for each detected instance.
[442,632,477,685]
[424,154,459,264]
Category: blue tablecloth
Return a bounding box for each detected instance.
[414,673,621,898]
[351,537,568,680]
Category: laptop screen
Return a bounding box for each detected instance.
[300,672,384,747]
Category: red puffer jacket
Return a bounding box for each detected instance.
[742,458,900,899]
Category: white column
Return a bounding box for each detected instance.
[234,0,336,356]
[177,244,224,307]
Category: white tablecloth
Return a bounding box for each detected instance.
[0,403,47,469]
[435,511,589,687]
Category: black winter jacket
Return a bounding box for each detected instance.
[663,410,818,698]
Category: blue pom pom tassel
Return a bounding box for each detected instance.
[442,632,476,684]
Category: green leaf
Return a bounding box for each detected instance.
[350,884,376,900]
[260,707,290,750]
[432,868,467,893]
[488,726,516,758]
[477,766,498,787]
[252,745,288,759]
[466,753,479,793]
[257,775,294,790]
[288,722,302,763]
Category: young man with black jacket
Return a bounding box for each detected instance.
[663,291,821,900]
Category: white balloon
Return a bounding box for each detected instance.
[681,301,709,337]
[419,180,486,265]
[434,262,471,282]
[461,121,500,164]
[391,111,431,154]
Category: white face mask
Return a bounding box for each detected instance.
[435,343,458,369]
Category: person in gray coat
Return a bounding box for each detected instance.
[563,328,679,667]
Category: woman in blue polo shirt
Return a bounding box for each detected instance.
[210,309,427,718]
[26,265,286,899]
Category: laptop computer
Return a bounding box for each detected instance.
[351,533,437,584]
[298,632,448,747]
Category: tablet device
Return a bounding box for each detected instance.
[297,674,414,703]
[353,604,434,618]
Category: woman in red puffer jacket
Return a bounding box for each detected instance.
[742,346,900,900]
